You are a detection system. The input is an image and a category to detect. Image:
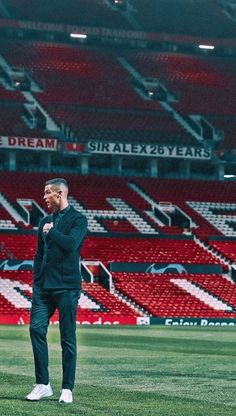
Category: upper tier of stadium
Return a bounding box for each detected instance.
[1,0,236,39]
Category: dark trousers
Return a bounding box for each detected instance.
[30,286,80,390]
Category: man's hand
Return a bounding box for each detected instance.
[43,222,53,234]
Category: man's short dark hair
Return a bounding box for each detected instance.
[45,178,68,189]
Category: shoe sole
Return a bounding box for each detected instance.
[59,399,73,404]
[26,393,53,401]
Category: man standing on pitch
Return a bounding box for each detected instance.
[26,178,87,404]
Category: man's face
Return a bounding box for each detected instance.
[43,184,61,211]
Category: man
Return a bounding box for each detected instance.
[26,178,87,404]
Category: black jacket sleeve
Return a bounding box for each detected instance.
[33,219,45,278]
[47,215,88,252]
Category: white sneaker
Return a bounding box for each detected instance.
[59,389,73,404]
[25,383,53,401]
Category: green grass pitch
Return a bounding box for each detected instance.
[1,325,236,416]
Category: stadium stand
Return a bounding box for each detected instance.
[82,236,224,267]
[134,177,236,238]
[0,40,162,111]
[2,0,131,29]
[210,241,236,264]
[1,38,235,152]
[0,270,141,324]
[1,172,236,323]
[128,0,236,38]
[124,51,236,114]
[3,0,236,38]
[112,272,236,318]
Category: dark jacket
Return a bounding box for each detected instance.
[34,206,88,289]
